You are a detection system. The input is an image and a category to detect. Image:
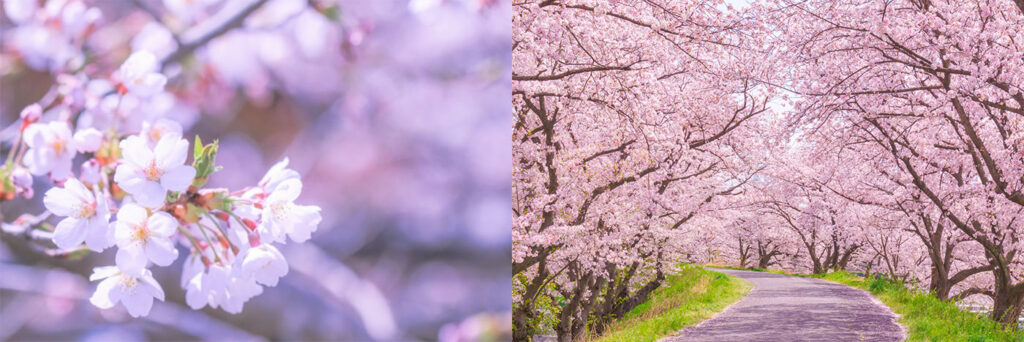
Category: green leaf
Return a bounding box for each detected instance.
[0,166,14,197]
[63,248,92,260]
[320,4,341,22]
[191,137,220,189]
[193,135,203,161]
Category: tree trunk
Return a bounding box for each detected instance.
[512,305,535,342]
[836,244,859,271]
[555,272,590,342]
[990,267,1024,326]
[756,242,780,269]
[513,262,549,342]
[604,270,665,321]
[991,286,1024,326]
[929,267,952,300]
[738,238,751,269]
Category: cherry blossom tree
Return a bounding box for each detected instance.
[762,0,1024,325]
[512,0,774,340]
[511,0,1022,335]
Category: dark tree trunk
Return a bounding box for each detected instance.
[738,237,751,269]
[572,276,605,339]
[756,241,781,269]
[991,285,1024,326]
[590,262,638,336]
[990,264,1024,326]
[929,270,952,300]
[554,272,590,342]
[608,269,665,319]
[836,244,859,271]
[513,261,550,342]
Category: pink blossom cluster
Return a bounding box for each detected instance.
[1,1,323,317]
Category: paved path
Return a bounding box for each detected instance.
[663,268,904,342]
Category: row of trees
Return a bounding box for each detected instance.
[514,0,1024,340]
[715,0,1024,326]
[512,0,775,340]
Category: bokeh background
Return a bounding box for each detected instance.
[0,0,512,340]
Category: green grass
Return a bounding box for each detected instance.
[812,271,1024,341]
[593,265,752,342]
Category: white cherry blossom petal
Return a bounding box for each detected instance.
[84,215,113,251]
[116,245,147,276]
[147,212,179,236]
[153,132,189,169]
[145,237,179,266]
[160,165,196,192]
[43,187,78,216]
[120,288,155,317]
[89,276,120,309]
[53,217,88,249]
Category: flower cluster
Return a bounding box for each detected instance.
[1,50,321,318]
[3,0,102,71]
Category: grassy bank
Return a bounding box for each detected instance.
[809,271,1024,341]
[593,265,752,342]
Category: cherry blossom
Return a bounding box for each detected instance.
[89,266,165,318]
[259,178,321,243]
[240,244,288,286]
[116,51,167,98]
[257,157,300,193]
[220,268,263,314]
[79,159,102,186]
[43,178,111,250]
[72,128,103,153]
[185,263,231,310]
[114,134,196,208]
[10,168,35,199]
[23,121,76,180]
[5,0,99,71]
[2,0,328,322]
[140,118,183,148]
[113,204,180,276]
[184,261,264,314]
[3,0,37,24]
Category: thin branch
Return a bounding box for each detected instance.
[160,0,271,69]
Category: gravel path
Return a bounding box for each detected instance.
[662,268,904,342]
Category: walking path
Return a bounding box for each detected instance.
[662,268,904,342]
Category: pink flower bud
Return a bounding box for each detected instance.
[73,128,103,153]
[11,168,33,189]
[248,231,261,247]
[20,103,42,123]
[80,159,101,185]
[11,168,34,199]
[213,211,230,222]
[19,104,42,132]
[242,218,258,231]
